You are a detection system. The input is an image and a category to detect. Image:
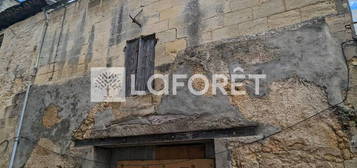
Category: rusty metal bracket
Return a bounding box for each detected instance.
[129,9,143,28]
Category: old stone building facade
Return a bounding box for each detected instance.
[0,0,357,167]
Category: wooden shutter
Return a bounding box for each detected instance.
[125,34,156,95]
[125,39,139,96]
[136,34,156,91]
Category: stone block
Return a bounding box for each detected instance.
[200,6,220,20]
[109,43,126,67]
[49,70,67,83]
[122,28,141,42]
[300,1,337,21]
[165,39,187,54]
[169,15,186,29]
[5,117,17,128]
[142,20,169,35]
[108,42,125,58]
[155,40,183,66]
[36,64,54,75]
[199,0,230,19]
[157,29,177,43]
[238,17,268,36]
[201,16,224,32]
[253,0,285,19]
[142,0,160,6]
[144,13,160,25]
[111,55,125,67]
[176,26,188,38]
[230,0,259,11]
[325,15,348,33]
[171,0,189,6]
[224,8,253,26]
[212,24,239,41]
[88,58,107,68]
[78,45,89,65]
[285,0,323,10]
[144,0,173,13]
[55,62,84,80]
[4,105,17,118]
[268,10,301,29]
[0,129,6,141]
[154,44,170,66]
[34,73,51,85]
[160,6,183,21]
[127,0,142,10]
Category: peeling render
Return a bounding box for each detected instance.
[6,17,353,167]
[176,18,347,105]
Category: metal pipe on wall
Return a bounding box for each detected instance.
[7,8,50,168]
[7,84,31,168]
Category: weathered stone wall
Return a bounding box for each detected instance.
[0,9,44,167]
[0,0,356,167]
[32,0,341,85]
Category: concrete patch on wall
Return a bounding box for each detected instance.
[175,18,347,104]
[11,77,92,167]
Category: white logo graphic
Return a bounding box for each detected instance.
[91,68,125,102]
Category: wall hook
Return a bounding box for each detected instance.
[129,9,143,28]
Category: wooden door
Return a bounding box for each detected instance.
[118,159,214,168]
[117,144,214,168]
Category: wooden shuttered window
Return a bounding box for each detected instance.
[125,34,157,96]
